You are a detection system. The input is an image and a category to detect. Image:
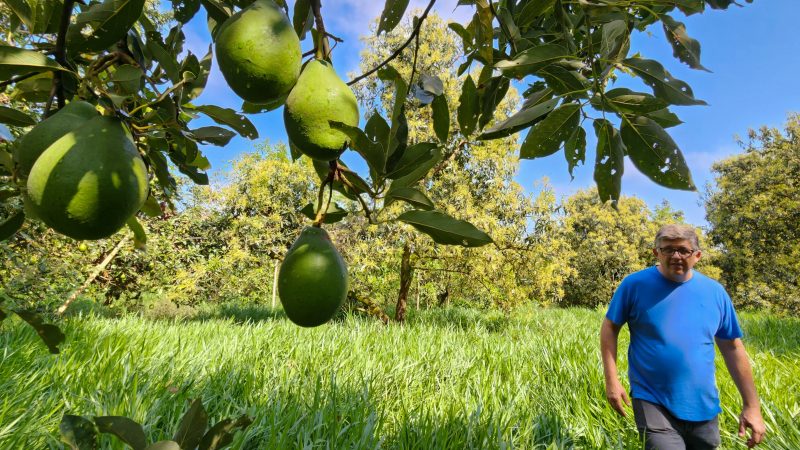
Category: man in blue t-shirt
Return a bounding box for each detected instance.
[600,224,766,449]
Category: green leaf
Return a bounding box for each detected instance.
[386,187,434,210]
[95,416,147,450]
[67,0,147,54]
[364,111,390,150]
[590,88,669,115]
[191,105,258,139]
[146,32,181,83]
[144,442,180,450]
[622,58,706,106]
[431,95,449,143]
[199,415,252,450]
[514,0,556,28]
[140,193,162,217]
[478,97,558,140]
[60,415,98,450]
[478,76,509,131]
[126,216,147,250]
[112,64,144,95]
[4,0,33,32]
[397,210,493,247]
[600,20,630,64]
[494,44,571,78]
[593,119,625,205]
[520,103,581,159]
[564,125,586,178]
[329,121,386,176]
[662,14,709,71]
[0,45,69,80]
[457,74,479,137]
[621,115,695,190]
[0,211,25,241]
[646,108,683,128]
[190,126,235,146]
[300,202,348,224]
[388,146,442,191]
[378,0,410,34]
[10,72,53,103]
[181,46,213,104]
[0,106,35,127]
[386,142,439,179]
[539,65,590,96]
[173,399,208,450]
[14,310,65,354]
[339,167,373,196]
[173,0,201,23]
[200,0,231,24]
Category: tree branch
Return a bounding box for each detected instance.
[49,0,76,113]
[347,0,437,86]
[0,72,39,90]
[309,0,331,60]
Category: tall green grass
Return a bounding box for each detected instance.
[0,306,797,449]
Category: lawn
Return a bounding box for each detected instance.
[1,306,797,449]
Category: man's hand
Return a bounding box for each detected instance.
[605,378,631,417]
[738,406,766,448]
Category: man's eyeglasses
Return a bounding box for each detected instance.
[658,247,697,258]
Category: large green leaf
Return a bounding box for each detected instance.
[330,121,386,176]
[478,97,558,140]
[0,211,25,241]
[494,44,570,78]
[386,142,439,179]
[388,146,442,191]
[180,46,213,104]
[622,58,706,106]
[300,202,348,224]
[292,0,313,39]
[365,112,390,150]
[0,106,35,127]
[378,0,410,34]
[590,88,669,115]
[457,75,479,137]
[621,115,695,190]
[60,415,98,450]
[145,32,181,83]
[126,216,147,250]
[173,0,201,23]
[397,210,493,247]
[190,126,235,146]
[662,14,709,71]
[646,108,683,128]
[520,103,581,159]
[111,64,144,95]
[385,186,435,210]
[95,416,147,450]
[68,0,147,54]
[431,94,450,143]
[199,415,252,450]
[514,0,556,28]
[599,20,630,64]
[478,76,509,130]
[14,310,65,354]
[191,105,258,139]
[172,399,208,450]
[593,119,625,204]
[539,65,590,96]
[0,45,69,80]
[200,0,231,24]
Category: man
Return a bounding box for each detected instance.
[600,224,766,449]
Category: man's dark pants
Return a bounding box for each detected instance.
[633,399,721,450]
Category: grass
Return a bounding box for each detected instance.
[0,305,798,449]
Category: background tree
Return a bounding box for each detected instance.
[705,114,800,312]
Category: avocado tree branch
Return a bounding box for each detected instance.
[47,0,76,115]
[310,0,332,60]
[0,72,39,89]
[347,0,437,86]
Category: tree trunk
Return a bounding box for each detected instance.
[395,243,413,323]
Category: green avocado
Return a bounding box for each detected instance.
[13,100,99,176]
[278,226,348,327]
[26,116,149,240]
[215,0,301,105]
[283,59,359,161]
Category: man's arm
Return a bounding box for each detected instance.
[716,337,766,448]
[600,318,630,416]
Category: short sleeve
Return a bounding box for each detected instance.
[715,289,743,340]
[606,276,632,326]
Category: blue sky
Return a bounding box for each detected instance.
[182,0,800,226]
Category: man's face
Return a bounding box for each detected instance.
[653,238,702,281]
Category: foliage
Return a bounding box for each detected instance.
[705,114,800,312]
[2,307,797,448]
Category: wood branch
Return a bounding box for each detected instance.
[309,0,331,60]
[347,0,437,86]
[50,0,76,112]
[0,72,39,90]
[57,235,129,315]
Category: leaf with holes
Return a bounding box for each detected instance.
[378,0,410,34]
[646,108,683,128]
[67,0,147,54]
[398,210,492,247]
[590,88,669,115]
[191,105,258,139]
[173,0,200,23]
[190,126,235,146]
[593,119,625,205]
[621,115,695,190]
[662,14,709,71]
[622,58,706,106]
[520,103,580,159]
[565,125,586,179]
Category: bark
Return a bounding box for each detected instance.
[395,243,413,323]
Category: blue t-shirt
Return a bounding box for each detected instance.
[606,266,742,421]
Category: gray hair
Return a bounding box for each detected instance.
[655,224,700,250]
